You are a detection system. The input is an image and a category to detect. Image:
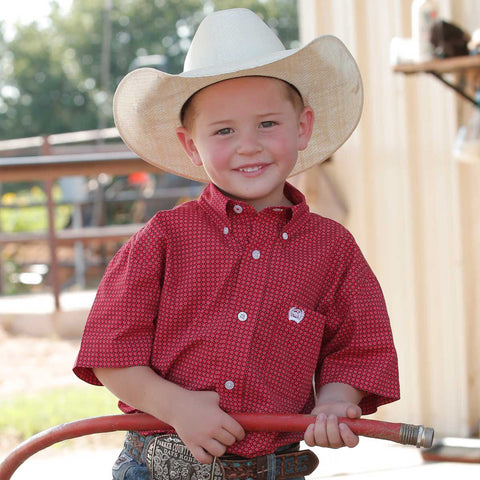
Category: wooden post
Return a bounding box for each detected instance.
[42,137,61,310]
[0,194,3,296]
[45,179,60,310]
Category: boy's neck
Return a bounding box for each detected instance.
[215,184,293,212]
[249,195,294,212]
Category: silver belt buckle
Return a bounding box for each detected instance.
[146,434,224,480]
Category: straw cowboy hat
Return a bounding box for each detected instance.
[113,8,363,183]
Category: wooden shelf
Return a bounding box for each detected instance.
[393,55,480,74]
[393,55,480,107]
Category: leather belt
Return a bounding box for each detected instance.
[219,449,318,480]
[123,431,319,480]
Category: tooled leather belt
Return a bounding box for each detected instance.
[124,431,319,480]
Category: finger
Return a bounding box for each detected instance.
[339,423,360,448]
[313,413,328,446]
[190,445,214,464]
[303,423,315,447]
[223,416,246,441]
[346,404,362,418]
[204,438,227,458]
[326,414,343,448]
[214,429,237,447]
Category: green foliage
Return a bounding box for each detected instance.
[0,185,72,233]
[0,0,298,140]
[0,386,119,441]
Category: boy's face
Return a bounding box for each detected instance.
[176,76,314,210]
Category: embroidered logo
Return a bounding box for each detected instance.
[288,307,305,324]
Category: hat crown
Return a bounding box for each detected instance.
[184,8,285,73]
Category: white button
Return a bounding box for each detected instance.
[223,227,229,234]
[225,380,235,390]
[282,232,289,240]
[237,311,248,322]
[233,205,243,214]
[252,250,261,259]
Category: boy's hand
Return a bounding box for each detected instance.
[304,402,362,449]
[93,367,243,464]
[168,390,245,464]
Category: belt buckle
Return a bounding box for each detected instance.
[145,434,225,480]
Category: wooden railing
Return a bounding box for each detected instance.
[0,132,202,309]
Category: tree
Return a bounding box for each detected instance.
[0,0,298,141]
[1,21,99,138]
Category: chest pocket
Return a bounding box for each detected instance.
[253,306,327,403]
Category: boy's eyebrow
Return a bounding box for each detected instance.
[207,112,284,125]
[207,119,234,126]
[258,111,283,117]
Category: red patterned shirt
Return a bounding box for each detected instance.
[74,182,399,457]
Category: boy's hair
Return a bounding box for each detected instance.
[180,77,304,131]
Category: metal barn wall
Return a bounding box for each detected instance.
[297,0,480,437]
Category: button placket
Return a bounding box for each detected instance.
[221,214,276,393]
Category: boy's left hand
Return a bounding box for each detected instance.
[304,402,362,449]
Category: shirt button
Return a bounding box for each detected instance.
[282,232,289,240]
[252,250,261,259]
[225,380,235,390]
[237,311,248,322]
[223,227,229,234]
[233,205,243,214]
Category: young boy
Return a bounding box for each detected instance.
[74,8,400,480]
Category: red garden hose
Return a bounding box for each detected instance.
[0,413,434,479]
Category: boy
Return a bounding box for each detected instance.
[74,8,400,480]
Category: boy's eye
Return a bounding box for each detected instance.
[259,121,276,128]
[216,127,233,135]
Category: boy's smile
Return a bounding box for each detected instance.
[176,76,314,211]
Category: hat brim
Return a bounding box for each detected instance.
[113,35,363,183]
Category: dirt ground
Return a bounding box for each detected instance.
[0,326,81,398]
[0,325,124,458]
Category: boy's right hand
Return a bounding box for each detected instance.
[92,367,243,464]
[168,389,245,464]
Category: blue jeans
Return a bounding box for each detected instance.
[112,433,155,480]
[112,451,149,480]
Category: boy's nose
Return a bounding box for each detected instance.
[236,130,262,155]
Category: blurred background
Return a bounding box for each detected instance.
[1,0,480,476]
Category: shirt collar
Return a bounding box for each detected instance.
[198,182,309,227]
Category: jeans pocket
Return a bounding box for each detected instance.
[112,451,150,480]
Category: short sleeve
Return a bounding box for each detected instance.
[316,231,400,414]
[73,217,166,385]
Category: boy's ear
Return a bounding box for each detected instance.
[297,106,315,151]
[176,127,202,166]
